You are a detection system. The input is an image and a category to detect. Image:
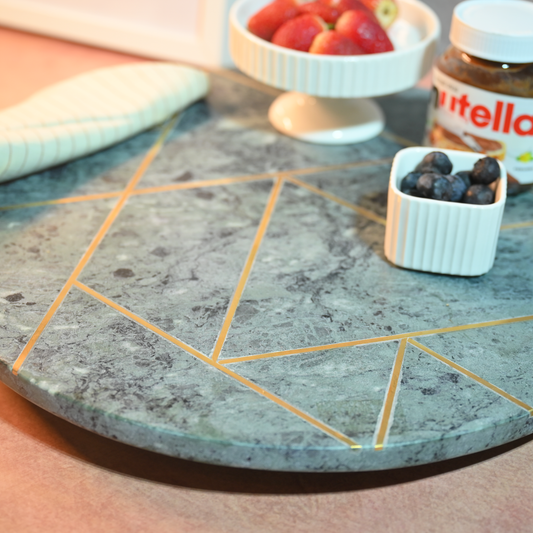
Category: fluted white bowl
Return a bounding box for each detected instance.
[384,147,507,276]
[229,0,440,98]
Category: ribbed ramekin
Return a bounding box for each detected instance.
[384,147,507,276]
[229,0,440,98]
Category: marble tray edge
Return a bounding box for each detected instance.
[2,361,533,472]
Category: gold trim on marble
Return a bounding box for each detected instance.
[379,130,419,147]
[0,158,393,212]
[209,70,418,151]
[131,174,276,196]
[375,338,407,450]
[211,177,284,363]
[286,158,393,176]
[73,281,360,448]
[285,175,387,226]
[219,314,533,365]
[408,339,533,415]
[5,61,532,456]
[132,158,394,197]
[211,70,418,149]
[0,191,122,211]
[74,281,206,358]
[500,221,533,230]
[11,117,179,376]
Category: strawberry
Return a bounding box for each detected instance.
[319,0,375,18]
[298,1,341,24]
[248,0,301,42]
[335,9,394,54]
[272,14,328,52]
[309,30,364,55]
[359,0,398,29]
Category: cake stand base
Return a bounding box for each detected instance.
[268,92,385,145]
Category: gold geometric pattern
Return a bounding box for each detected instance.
[72,280,360,448]
[373,337,533,451]
[4,99,533,452]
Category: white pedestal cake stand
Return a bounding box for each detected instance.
[230,0,440,145]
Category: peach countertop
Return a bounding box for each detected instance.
[1,26,533,533]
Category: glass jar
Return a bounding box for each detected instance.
[424,0,533,194]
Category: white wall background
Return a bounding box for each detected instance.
[1,0,531,67]
[34,0,201,36]
[0,0,237,66]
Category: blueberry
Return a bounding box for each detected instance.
[416,173,453,201]
[445,174,468,202]
[415,151,453,175]
[410,188,426,197]
[400,171,422,194]
[455,171,472,188]
[463,185,495,205]
[471,157,500,185]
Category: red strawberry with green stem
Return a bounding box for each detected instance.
[309,30,364,55]
[319,0,375,18]
[272,14,328,52]
[298,1,341,24]
[359,0,398,29]
[335,9,394,53]
[248,0,301,41]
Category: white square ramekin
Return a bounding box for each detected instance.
[384,147,507,276]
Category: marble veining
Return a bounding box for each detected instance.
[137,75,401,189]
[220,181,533,361]
[21,289,340,448]
[414,323,533,407]
[1,71,532,471]
[79,182,272,356]
[387,342,527,445]
[226,343,400,447]
[0,200,116,365]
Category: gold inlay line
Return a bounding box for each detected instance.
[73,281,360,448]
[211,69,416,156]
[286,158,393,176]
[286,175,387,226]
[131,173,275,196]
[74,281,205,358]
[11,117,178,375]
[134,158,394,197]
[0,191,122,211]
[501,220,533,230]
[379,130,418,147]
[211,177,283,362]
[219,367,361,448]
[0,159,392,212]
[4,184,530,235]
[219,314,533,365]
[375,338,407,450]
[408,339,533,415]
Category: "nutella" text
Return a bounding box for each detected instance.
[439,91,533,136]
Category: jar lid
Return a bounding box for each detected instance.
[450,0,533,63]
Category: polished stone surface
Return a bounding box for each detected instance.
[1,72,532,471]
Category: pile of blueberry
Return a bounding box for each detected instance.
[400,152,500,205]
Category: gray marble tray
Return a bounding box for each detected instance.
[1,72,532,472]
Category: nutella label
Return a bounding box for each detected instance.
[424,67,533,184]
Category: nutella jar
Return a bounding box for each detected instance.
[424,0,533,193]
